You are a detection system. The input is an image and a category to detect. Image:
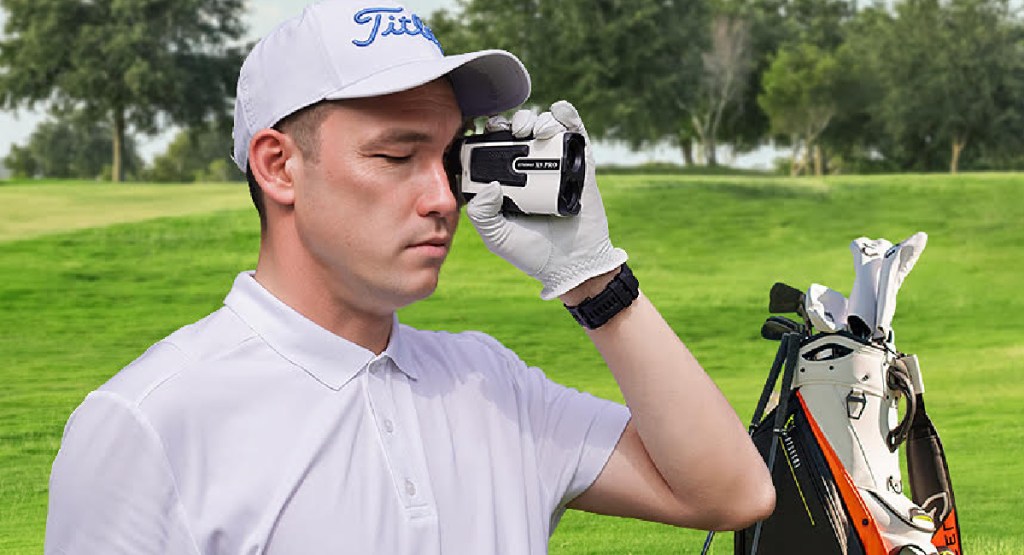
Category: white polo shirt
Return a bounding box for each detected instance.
[46,272,630,554]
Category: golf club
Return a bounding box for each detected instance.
[769,282,812,336]
[761,316,804,341]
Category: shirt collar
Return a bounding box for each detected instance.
[382,318,418,381]
[223,272,418,390]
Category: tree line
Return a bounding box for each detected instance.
[433,0,1024,174]
[2,0,1022,181]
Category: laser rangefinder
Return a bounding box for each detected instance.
[445,130,586,216]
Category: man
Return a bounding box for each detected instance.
[45,1,773,553]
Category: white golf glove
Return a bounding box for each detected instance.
[465,101,628,300]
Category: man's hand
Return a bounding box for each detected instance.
[465,101,627,300]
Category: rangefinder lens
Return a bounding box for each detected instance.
[558,133,586,216]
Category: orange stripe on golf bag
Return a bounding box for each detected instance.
[797,392,889,555]
[934,507,961,554]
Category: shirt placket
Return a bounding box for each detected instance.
[365,355,437,524]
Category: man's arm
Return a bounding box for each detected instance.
[465,100,774,531]
[561,271,775,530]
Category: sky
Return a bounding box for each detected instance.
[0,0,774,173]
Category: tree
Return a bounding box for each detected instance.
[0,0,246,182]
[807,12,887,173]
[688,15,754,166]
[144,119,243,183]
[758,43,845,175]
[430,0,709,161]
[860,0,1024,172]
[785,0,853,50]
[3,109,142,179]
[707,0,857,158]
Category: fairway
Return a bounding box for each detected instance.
[1,174,1021,554]
[0,181,250,242]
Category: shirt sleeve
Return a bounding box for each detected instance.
[45,391,200,555]
[517,364,630,508]
[468,331,630,527]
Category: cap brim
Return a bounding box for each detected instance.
[323,49,530,117]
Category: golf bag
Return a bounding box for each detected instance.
[703,233,963,555]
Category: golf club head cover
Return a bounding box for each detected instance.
[805,283,848,333]
[848,237,892,338]
[466,101,627,300]
[875,232,928,342]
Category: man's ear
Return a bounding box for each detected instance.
[248,129,301,207]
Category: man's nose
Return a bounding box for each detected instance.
[418,157,459,217]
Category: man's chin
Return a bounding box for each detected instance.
[391,275,441,310]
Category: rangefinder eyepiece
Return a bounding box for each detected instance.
[445,130,586,216]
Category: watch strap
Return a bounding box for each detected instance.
[564,263,639,329]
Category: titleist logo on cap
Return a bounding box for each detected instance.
[352,6,442,51]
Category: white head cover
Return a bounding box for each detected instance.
[847,237,893,337]
[805,283,848,333]
[875,232,928,342]
[232,0,532,171]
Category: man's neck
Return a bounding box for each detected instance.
[253,248,393,355]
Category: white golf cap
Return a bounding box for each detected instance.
[232,0,531,171]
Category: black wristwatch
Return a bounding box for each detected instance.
[564,263,639,329]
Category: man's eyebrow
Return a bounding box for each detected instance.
[362,120,474,150]
[361,130,433,150]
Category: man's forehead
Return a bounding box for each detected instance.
[359,120,470,148]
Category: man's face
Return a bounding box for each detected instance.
[290,79,464,315]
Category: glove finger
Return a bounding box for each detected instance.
[533,112,565,140]
[465,181,505,228]
[511,110,535,139]
[485,115,511,133]
[550,100,589,138]
[466,183,549,277]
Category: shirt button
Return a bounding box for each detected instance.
[383,419,394,434]
[404,479,416,497]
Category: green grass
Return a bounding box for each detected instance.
[1,173,1021,553]
[0,180,249,242]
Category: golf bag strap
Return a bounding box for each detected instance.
[886,358,917,452]
[906,393,960,530]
